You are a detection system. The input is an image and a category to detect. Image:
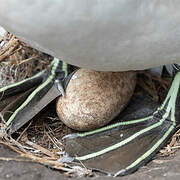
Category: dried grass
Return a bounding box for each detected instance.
[0,105,92,177]
[0,32,52,87]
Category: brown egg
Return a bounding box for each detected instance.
[56,69,136,131]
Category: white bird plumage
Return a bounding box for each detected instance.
[0,0,180,71]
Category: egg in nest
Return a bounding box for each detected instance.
[56,69,136,131]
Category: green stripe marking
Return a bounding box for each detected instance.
[76,116,152,137]
[6,58,60,126]
[0,70,45,94]
[62,61,68,77]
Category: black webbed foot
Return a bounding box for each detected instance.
[64,67,180,176]
[0,58,69,134]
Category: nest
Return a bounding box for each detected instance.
[0,32,52,87]
[0,31,180,177]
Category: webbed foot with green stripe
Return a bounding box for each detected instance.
[0,58,69,134]
[64,69,180,176]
